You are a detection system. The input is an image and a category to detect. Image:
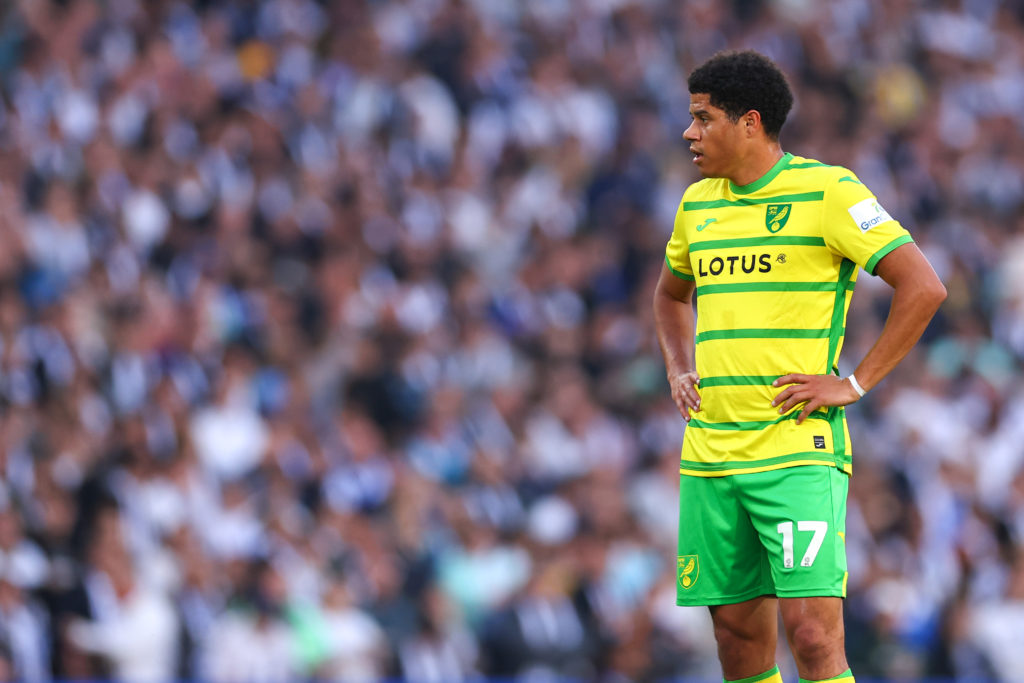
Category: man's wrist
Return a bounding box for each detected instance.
[847,373,866,397]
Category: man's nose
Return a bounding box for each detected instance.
[683,120,698,141]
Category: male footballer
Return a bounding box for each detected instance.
[652,50,946,683]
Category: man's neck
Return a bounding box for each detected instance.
[729,144,785,187]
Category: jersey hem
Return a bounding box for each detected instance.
[680,458,849,477]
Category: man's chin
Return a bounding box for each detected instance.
[693,158,716,178]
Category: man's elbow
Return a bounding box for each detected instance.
[923,277,947,312]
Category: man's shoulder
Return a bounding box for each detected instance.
[682,177,729,202]
[785,155,861,187]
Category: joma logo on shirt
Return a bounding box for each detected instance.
[697,253,773,277]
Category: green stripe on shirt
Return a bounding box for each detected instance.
[696,281,850,296]
[825,259,857,373]
[695,328,834,343]
[698,375,780,387]
[687,410,828,431]
[689,236,826,252]
[828,405,847,466]
[683,191,824,211]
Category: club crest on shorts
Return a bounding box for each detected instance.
[765,204,791,233]
[678,554,699,590]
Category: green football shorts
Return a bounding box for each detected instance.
[676,465,849,606]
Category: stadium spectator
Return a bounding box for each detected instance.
[0,0,1021,680]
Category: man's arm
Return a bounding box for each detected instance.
[772,243,947,423]
[653,262,702,422]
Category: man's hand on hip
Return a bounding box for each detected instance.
[771,374,861,424]
[670,370,702,422]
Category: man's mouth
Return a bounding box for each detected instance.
[691,148,704,162]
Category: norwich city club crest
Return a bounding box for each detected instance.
[678,555,699,590]
[765,204,791,233]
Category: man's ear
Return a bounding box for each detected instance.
[743,110,762,137]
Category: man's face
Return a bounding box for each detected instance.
[683,93,745,179]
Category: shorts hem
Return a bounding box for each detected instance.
[677,587,846,606]
[775,588,846,599]
[676,588,774,607]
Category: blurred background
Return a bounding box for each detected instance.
[0,0,1020,681]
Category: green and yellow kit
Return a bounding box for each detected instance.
[665,152,912,477]
[665,152,913,605]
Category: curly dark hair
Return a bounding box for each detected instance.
[687,50,794,140]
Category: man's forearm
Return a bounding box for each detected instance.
[653,289,696,376]
[653,265,702,419]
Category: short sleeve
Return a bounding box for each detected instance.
[665,198,694,281]
[822,171,914,275]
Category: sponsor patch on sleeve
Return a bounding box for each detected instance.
[847,197,893,233]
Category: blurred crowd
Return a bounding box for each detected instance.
[0,0,1022,681]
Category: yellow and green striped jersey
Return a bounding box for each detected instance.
[665,152,913,477]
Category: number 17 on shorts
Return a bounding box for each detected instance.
[776,520,828,569]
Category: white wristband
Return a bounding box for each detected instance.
[847,374,866,397]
